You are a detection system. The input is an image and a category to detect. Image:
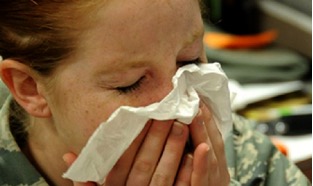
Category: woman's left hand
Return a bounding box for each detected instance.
[184,103,230,186]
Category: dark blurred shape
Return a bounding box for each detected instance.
[203,0,261,35]
[256,113,312,136]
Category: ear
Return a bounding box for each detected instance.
[0,59,51,117]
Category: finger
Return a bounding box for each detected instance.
[174,154,193,186]
[201,104,230,185]
[105,120,152,185]
[150,122,189,186]
[201,104,229,179]
[62,153,95,186]
[188,109,219,184]
[126,120,173,185]
[191,143,211,186]
[63,152,77,167]
[201,104,224,155]
[189,109,209,148]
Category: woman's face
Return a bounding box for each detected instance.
[47,0,206,153]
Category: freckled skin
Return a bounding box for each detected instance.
[19,0,208,185]
[46,0,205,154]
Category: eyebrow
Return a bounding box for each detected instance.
[96,1,205,74]
[198,0,209,19]
[183,19,205,48]
[183,0,206,46]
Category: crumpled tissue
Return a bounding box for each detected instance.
[63,63,233,184]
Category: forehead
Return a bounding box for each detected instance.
[77,0,203,68]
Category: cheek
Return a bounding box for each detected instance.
[48,67,175,152]
[47,82,115,152]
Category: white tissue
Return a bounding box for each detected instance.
[63,63,233,184]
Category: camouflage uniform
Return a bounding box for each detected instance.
[0,94,310,185]
[226,115,310,186]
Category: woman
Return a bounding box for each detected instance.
[0,0,309,185]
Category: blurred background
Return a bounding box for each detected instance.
[202,0,312,181]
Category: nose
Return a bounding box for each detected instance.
[144,61,179,104]
[146,57,198,104]
[152,72,175,103]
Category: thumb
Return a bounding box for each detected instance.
[63,152,78,167]
[63,152,96,186]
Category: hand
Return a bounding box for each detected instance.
[63,153,95,186]
[183,103,230,186]
[63,120,191,186]
[63,103,230,186]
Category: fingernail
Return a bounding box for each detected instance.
[199,120,205,126]
[184,154,193,167]
[172,122,184,136]
[62,154,70,166]
[198,118,205,126]
[196,110,204,126]
[202,143,211,158]
[199,100,204,108]
[62,154,66,162]
[197,109,202,116]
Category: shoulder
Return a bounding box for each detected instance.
[0,148,48,186]
[226,114,310,185]
[225,114,273,184]
[231,114,273,154]
[0,98,48,186]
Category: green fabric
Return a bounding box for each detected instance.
[0,98,48,186]
[0,80,9,109]
[0,97,310,185]
[226,114,310,185]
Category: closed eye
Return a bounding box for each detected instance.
[116,58,202,94]
[116,76,145,94]
[177,57,202,68]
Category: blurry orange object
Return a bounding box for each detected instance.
[203,30,278,49]
[271,138,288,156]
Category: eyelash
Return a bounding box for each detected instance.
[116,76,145,94]
[177,57,202,68]
[116,58,202,94]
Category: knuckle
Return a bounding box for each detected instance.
[210,155,219,169]
[133,159,154,173]
[152,173,171,186]
[216,139,226,153]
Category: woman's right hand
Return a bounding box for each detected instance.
[64,120,191,186]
